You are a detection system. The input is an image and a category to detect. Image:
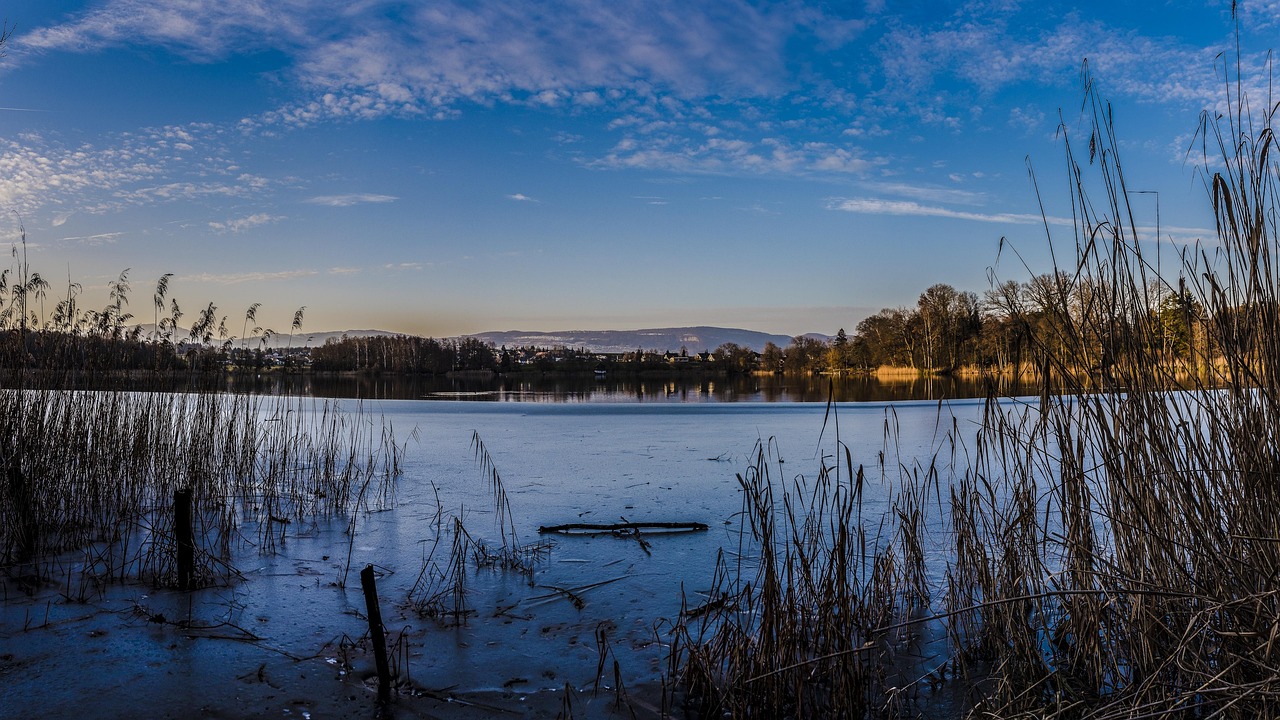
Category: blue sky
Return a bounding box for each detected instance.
[0,1,1272,338]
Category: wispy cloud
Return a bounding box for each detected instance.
[0,135,160,215]
[1238,1,1280,30]
[304,193,398,207]
[632,195,670,206]
[870,8,1238,126]
[827,197,1069,225]
[384,262,424,271]
[19,1,867,129]
[208,213,283,233]
[269,3,845,124]
[183,269,319,285]
[18,0,317,61]
[7,0,1267,226]
[595,134,885,176]
[1008,105,1047,135]
[829,196,1216,242]
[59,231,124,245]
[119,179,267,204]
[13,0,1262,167]
[0,126,263,217]
[327,266,361,275]
[872,182,987,206]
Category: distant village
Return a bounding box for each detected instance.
[0,273,1207,379]
[150,335,792,375]
[225,337,785,375]
[170,342,732,373]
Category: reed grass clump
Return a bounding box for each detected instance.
[407,515,476,623]
[406,432,550,623]
[946,60,1280,717]
[668,46,1280,720]
[0,379,402,591]
[665,433,944,718]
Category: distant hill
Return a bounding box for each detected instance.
[276,329,401,348]
[130,325,815,353]
[131,325,402,349]
[467,327,799,354]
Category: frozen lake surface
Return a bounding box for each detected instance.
[1,397,994,718]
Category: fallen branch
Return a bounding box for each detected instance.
[536,584,586,610]
[682,592,736,619]
[528,576,628,610]
[538,521,708,534]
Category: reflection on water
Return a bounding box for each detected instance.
[201,372,1027,402]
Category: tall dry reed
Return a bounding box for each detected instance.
[947,54,1280,716]
[0,378,402,592]
[664,426,946,718]
[668,38,1280,720]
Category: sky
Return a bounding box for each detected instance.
[0,1,1274,339]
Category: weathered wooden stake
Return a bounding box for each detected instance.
[7,461,35,563]
[361,564,391,698]
[175,488,194,591]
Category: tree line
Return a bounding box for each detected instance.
[309,335,497,373]
[842,275,1204,375]
[0,246,1208,379]
[715,274,1203,376]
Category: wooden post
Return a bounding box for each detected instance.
[7,461,34,562]
[175,488,193,591]
[360,564,391,698]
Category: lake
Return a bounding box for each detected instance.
[0,393,996,717]
[150,370,1026,404]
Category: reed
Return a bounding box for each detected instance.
[664,431,945,718]
[667,32,1280,720]
[945,53,1280,716]
[406,432,549,623]
[0,377,402,591]
[467,431,552,575]
[407,515,476,623]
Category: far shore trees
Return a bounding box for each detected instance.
[0,248,1246,382]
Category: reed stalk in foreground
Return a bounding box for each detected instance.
[950,56,1280,717]
[664,432,943,718]
[406,432,549,623]
[0,377,402,591]
[667,41,1280,720]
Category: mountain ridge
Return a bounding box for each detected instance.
[132,325,823,353]
[466,326,805,354]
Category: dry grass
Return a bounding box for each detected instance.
[406,431,550,623]
[666,40,1280,720]
[0,379,402,592]
[946,56,1280,717]
[664,427,945,718]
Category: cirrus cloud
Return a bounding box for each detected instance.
[208,212,283,233]
[304,193,398,207]
[827,197,1066,225]
[183,268,319,285]
[18,1,869,129]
